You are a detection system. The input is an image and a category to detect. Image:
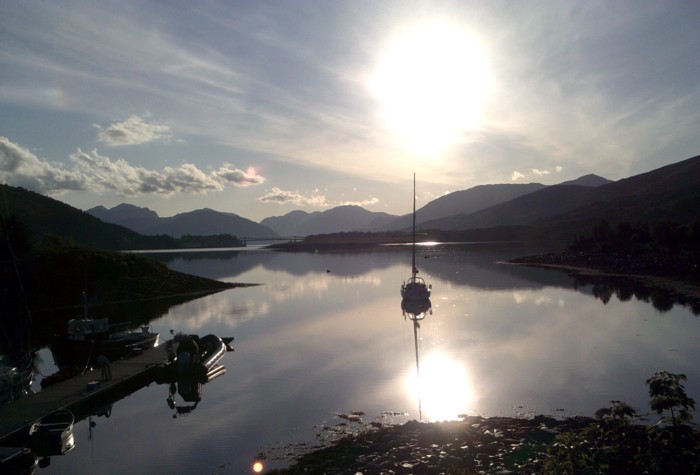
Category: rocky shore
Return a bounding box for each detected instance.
[267,415,593,474]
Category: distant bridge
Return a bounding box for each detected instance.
[241,236,304,245]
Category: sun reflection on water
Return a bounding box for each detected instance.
[405,351,473,421]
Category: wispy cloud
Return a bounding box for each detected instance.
[1,137,265,196]
[258,187,328,207]
[95,115,172,146]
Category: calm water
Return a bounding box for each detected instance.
[31,243,700,474]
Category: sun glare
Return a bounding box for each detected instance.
[371,20,491,155]
[406,351,473,421]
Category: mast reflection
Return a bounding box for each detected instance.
[401,298,432,421]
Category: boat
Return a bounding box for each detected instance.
[401,174,432,301]
[50,295,159,368]
[28,409,75,456]
[158,333,233,412]
[0,447,38,475]
[401,298,432,320]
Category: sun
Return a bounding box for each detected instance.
[371,20,491,155]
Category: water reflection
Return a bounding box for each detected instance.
[572,273,700,315]
[8,244,699,473]
[401,298,430,420]
[151,243,699,315]
[401,298,473,422]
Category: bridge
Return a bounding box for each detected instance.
[241,236,304,245]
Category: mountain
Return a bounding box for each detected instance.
[545,154,700,227]
[421,184,598,230]
[262,205,398,236]
[88,203,159,234]
[260,210,318,236]
[87,205,277,238]
[379,183,547,231]
[422,155,700,233]
[557,174,612,187]
[0,184,149,250]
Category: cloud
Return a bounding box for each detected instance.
[258,187,328,207]
[511,166,563,182]
[95,115,172,146]
[70,149,222,195]
[532,166,563,176]
[1,136,265,196]
[258,187,379,208]
[338,197,379,207]
[0,136,87,191]
[214,165,265,187]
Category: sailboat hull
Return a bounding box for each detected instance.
[400,277,431,300]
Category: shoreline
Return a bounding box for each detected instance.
[508,255,700,313]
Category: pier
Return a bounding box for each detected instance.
[0,344,170,446]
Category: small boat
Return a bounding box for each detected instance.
[51,295,159,368]
[401,174,432,301]
[158,333,233,408]
[0,447,38,475]
[28,409,75,456]
[168,333,231,385]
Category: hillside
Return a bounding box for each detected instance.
[88,204,278,239]
[547,154,700,227]
[422,185,597,230]
[31,246,234,311]
[0,184,149,250]
[421,155,700,236]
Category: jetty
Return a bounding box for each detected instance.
[0,344,169,446]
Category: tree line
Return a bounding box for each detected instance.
[569,219,700,254]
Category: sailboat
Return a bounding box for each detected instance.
[400,174,432,301]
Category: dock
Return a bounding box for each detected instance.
[0,344,170,446]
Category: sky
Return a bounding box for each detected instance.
[2,1,700,223]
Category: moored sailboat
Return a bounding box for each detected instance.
[400,174,432,301]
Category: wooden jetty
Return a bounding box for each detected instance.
[0,344,170,446]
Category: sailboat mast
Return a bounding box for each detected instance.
[412,173,416,277]
[413,318,422,421]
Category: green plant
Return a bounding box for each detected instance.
[646,370,696,427]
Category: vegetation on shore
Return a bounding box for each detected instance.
[513,219,700,283]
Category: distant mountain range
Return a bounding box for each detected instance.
[260,205,397,236]
[3,154,699,249]
[88,204,277,238]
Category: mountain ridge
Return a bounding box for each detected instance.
[87,204,278,238]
